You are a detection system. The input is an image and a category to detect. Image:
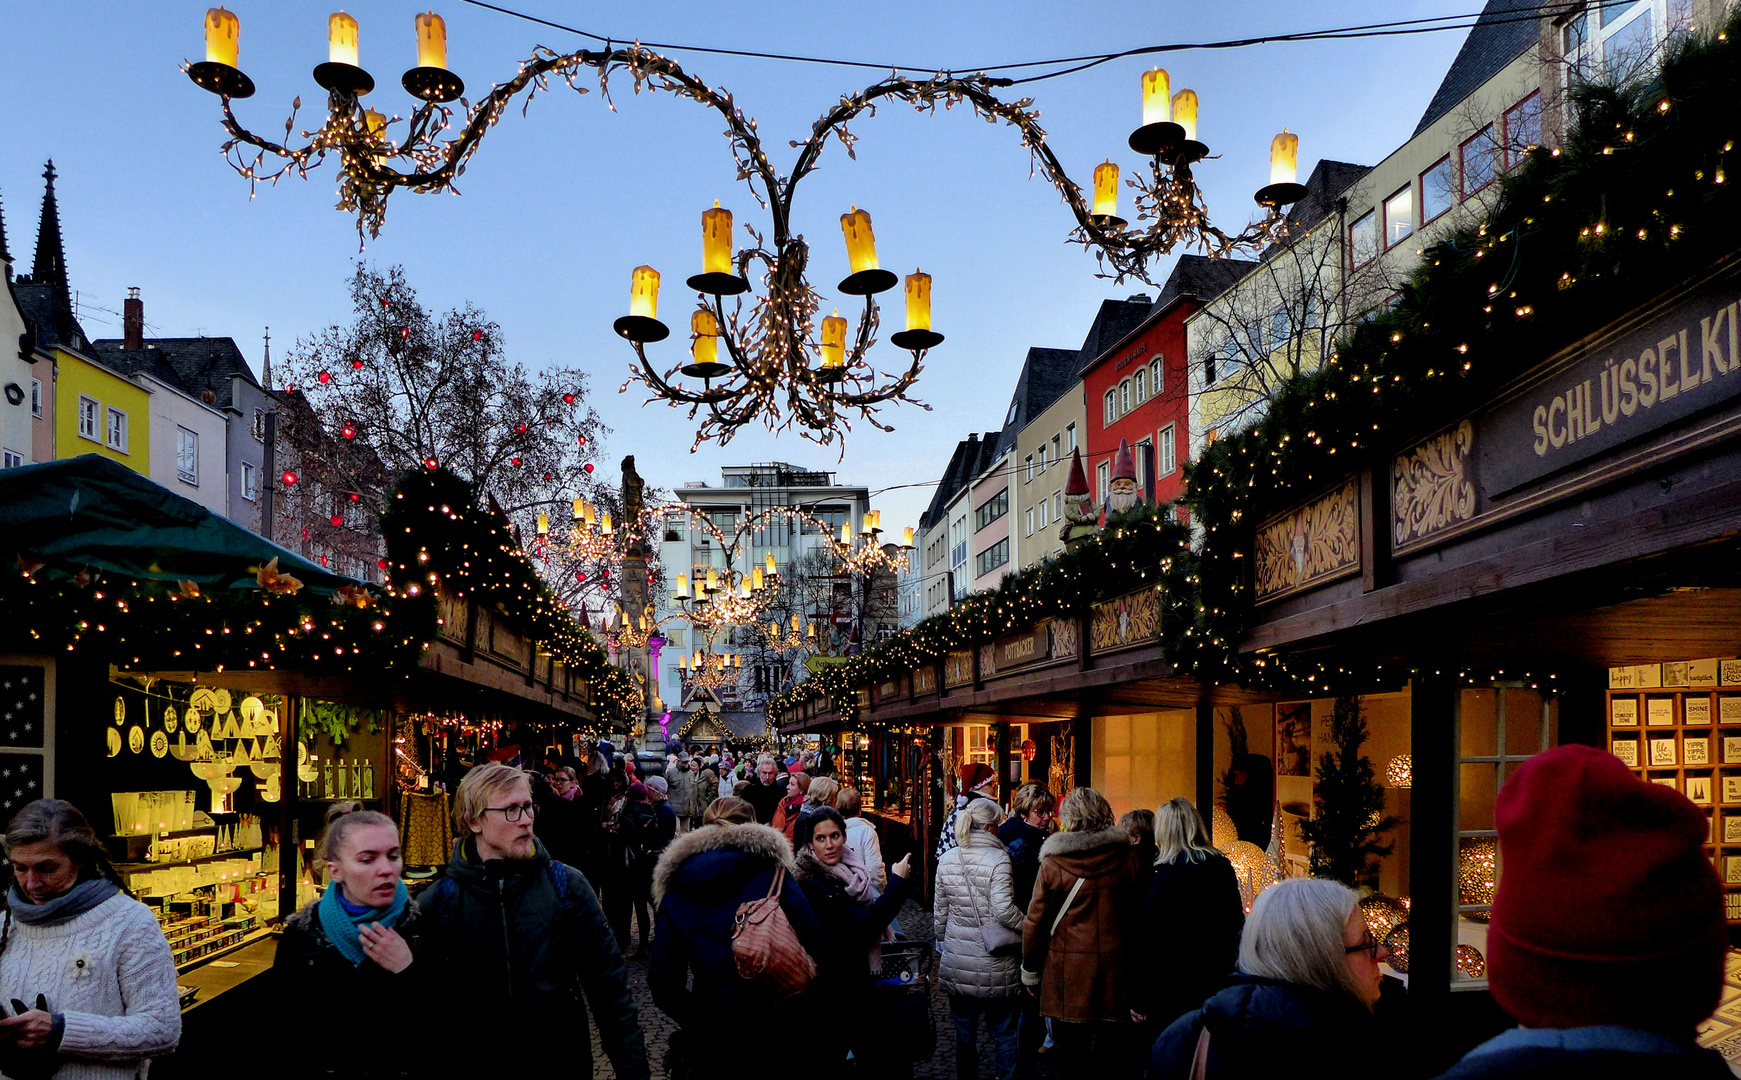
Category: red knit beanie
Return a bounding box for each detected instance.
[1488,744,1726,1033]
[960,762,995,792]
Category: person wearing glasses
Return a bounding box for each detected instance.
[419,763,648,1079]
[1146,877,1388,1079]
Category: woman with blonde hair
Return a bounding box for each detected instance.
[1147,877,1388,1078]
[935,797,1023,1080]
[1020,787,1142,1072]
[1133,798,1245,1050]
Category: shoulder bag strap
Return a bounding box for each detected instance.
[1189,1023,1212,1080]
[766,863,785,902]
[1050,875,1085,938]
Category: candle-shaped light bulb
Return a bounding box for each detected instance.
[414,10,447,69]
[770,621,780,638]
[572,498,584,521]
[629,266,660,320]
[205,7,239,67]
[791,611,802,630]
[363,108,387,139]
[904,270,931,332]
[583,501,596,526]
[863,513,874,535]
[820,311,847,370]
[738,579,751,599]
[1093,160,1120,218]
[765,552,777,576]
[840,206,879,274]
[1269,128,1299,186]
[328,11,359,66]
[752,566,764,591]
[679,654,688,670]
[840,522,853,545]
[702,201,733,276]
[601,512,612,534]
[1173,89,1198,142]
[706,568,720,592]
[903,525,915,548]
[674,573,689,599]
[1141,68,1171,126]
[807,622,816,638]
[691,308,719,366]
[535,511,549,536]
[874,510,883,530]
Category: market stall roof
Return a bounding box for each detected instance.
[0,454,362,593]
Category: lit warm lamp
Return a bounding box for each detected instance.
[791,611,802,630]
[1168,89,1207,164]
[682,307,730,379]
[601,511,612,533]
[673,573,690,599]
[890,269,944,352]
[838,207,897,295]
[535,511,550,537]
[752,566,764,591]
[572,498,584,521]
[688,202,750,295]
[614,265,669,344]
[1128,67,1181,156]
[314,11,375,95]
[902,526,915,549]
[329,12,359,65]
[1090,160,1125,229]
[362,108,389,167]
[765,553,777,576]
[403,10,465,103]
[188,7,256,98]
[706,568,720,592]
[840,522,853,546]
[1256,128,1307,208]
[817,311,849,382]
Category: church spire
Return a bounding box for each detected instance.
[261,326,271,387]
[31,160,67,288]
[0,185,11,280]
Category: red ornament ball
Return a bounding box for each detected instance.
[563,393,576,404]
[351,358,364,370]
[600,569,610,580]
[472,329,483,341]
[281,470,299,486]
[317,371,332,384]
[380,298,391,308]
[377,558,389,571]
[584,462,595,474]
[400,326,411,340]
[301,527,311,541]
[329,514,344,528]
[543,471,554,481]
[283,383,296,394]
[424,457,439,470]
[348,492,360,502]
[340,423,357,440]
[514,423,528,434]
[577,436,587,448]
[575,572,587,583]
[511,456,522,467]
[319,554,329,567]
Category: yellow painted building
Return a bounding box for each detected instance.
[50,345,150,471]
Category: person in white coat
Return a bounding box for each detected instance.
[837,787,885,891]
[0,799,180,1080]
[933,798,1023,1080]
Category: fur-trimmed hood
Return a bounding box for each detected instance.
[1038,826,1136,877]
[651,822,795,906]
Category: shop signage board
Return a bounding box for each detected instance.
[995,625,1052,671]
[872,673,908,705]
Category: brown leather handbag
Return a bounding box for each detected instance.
[731,863,816,1001]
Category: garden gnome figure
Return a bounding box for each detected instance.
[1059,447,1099,547]
[1104,439,1141,517]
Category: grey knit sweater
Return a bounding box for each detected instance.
[0,893,181,1079]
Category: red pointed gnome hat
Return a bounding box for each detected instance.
[1112,439,1137,482]
[1064,447,1090,497]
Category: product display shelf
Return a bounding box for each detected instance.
[115,846,263,872]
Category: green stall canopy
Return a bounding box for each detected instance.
[0,454,364,594]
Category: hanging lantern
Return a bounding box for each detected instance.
[703,202,732,275]
[1141,68,1171,126]
[629,266,660,319]
[414,10,446,68]
[765,553,777,576]
[839,208,896,295]
[328,11,359,67]
[1386,755,1412,789]
[673,574,690,599]
[1173,89,1199,142]
[536,512,549,537]
[818,312,848,380]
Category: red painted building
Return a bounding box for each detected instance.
[1080,256,1254,512]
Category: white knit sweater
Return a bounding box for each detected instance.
[0,893,181,1080]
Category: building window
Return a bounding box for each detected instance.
[1203,354,1219,387]
[1065,422,1076,452]
[242,461,258,502]
[974,488,1009,531]
[1024,508,1034,536]
[1104,390,1117,424]
[1136,436,1152,486]
[1503,91,1542,167]
[30,380,41,418]
[2,449,20,469]
[1024,454,1034,482]
[1384,185,1413,248]
[1461,125,1500,197]
[251,408,265,443]
[974,538,1010,578]
[1120,380,1131,414]
[1421,156,1454,224]
[1159,424,1177,477]
[1149,359,1162,398]
[1051,434,1061,464]
[105,407,128,452]
[1097,460,1111,503]
[78,396,100,441]
[1037,497,1048,529]
[1037,445,1047,474]
[1133,368,1147,403]
[176,427,199,485]
[1053,491,1061,522]
[1348,208,1378,269]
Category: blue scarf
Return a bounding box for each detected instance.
[8,878,118,926]
[317,880,408,967]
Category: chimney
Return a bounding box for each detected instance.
[123,287,144,350]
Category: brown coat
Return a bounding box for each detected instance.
[1020,826,1143,1022]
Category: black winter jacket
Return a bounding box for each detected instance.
[1147,974,1376,1079]
[1137,853,1244,1026]
[272,899,425,1078]
[996,816,1048,913]
[418,837,649,1079]
[1432,1027,1735,1080]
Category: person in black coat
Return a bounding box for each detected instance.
[997,782,1055,1080]
[1136,798,1245,1033]
[794,807,914,1075]
[1149,878,1389,1079]
[273,810,423,1079]
[649,798,827,1080]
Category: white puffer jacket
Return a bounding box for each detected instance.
[932,827,1023,998]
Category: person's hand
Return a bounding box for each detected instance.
[0,1010,55,1049]
[891,853,912,879]
[359,922,414,973]
[1130,1010,1147,1024]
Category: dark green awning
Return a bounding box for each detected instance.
[0,454,362,593]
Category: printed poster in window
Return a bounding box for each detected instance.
[1276,703,1312,777]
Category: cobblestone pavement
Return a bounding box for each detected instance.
[588,899,1081,1080]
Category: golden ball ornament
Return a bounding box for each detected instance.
[1211,804,1239,849]
[1382,923,1409,973]
[1458,836,1498,920]
[1455,943,1487,979]
[1386,755,1412,788]
[1359,893,1409,940]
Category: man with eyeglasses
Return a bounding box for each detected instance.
[420,762,649,1079]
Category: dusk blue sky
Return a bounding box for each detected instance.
[2,2,1474,529]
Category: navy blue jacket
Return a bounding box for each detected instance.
[1138,852,1244,1026]
[1148,974,1377,1080]
[1433,1027,1734,1080]
[997,815,1048,913]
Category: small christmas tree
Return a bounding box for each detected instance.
[1297,695,1399,889]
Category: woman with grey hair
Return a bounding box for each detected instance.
[1146,877,1389,1078]
[1134,798,1244,1035]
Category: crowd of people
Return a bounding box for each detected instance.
[0,743,1729,1079]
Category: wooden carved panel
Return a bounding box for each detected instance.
[1393,419,1476,551]
[912,665,937,696]
[1253,478,1360,602]
[1090,589,1162,654]
[1051,617,1080,662]
[978,643,996,681]
[944,650,974,689]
